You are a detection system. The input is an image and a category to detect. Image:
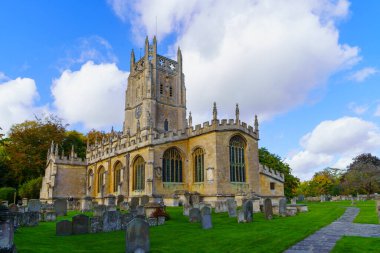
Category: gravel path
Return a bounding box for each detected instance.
[284,207,380,253]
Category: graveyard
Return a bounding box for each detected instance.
[7,200,379,253]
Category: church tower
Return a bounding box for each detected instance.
[124,37,187,136]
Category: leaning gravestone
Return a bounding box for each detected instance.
[201,206,212,229]
[263,198,273,220]
[72,214,89,235]
[140,195,149,206]
[126,218,150,253]
[227,199,237,217]
[279,198,287,217]
[54,199,67,216]
[243,200,253,222]
[27,199,41,212]
[93,205,106,217]
[103,211,121,232]
[56,220,72,236]
[189,208,201,223]
[130,197,139,210]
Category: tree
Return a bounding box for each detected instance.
[5,115,67,186]
[62,130,87,159]
[259,147,300,198]
[0,127,13,187]
[341,153,380,196]
[18,177,42,199]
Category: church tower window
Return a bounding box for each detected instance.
[162,148,183,182]
[133,156,145,191]
[229,135,246,182]
[193,148,204,182]
[164,119,169,131]
[169,86,173,97]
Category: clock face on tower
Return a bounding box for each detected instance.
[135,105,142,119]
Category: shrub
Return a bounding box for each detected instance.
[150,207,170,220]
[0,187,16,203]
[18,177,42,199]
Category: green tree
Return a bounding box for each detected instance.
[341,153,380,196]
[5,115,67,186]
[259,147,300,198]
[18,177,42,199]
[62,130,87,159]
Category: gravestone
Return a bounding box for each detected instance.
[72,214,89,235]
[279,198,287,217]
[22,198,28,206]
[147,217,157,227]
[104,194,116,206]
[136,206,145,217]
[8,204,18,213]
[103,211,121,232]
[286,206,297,216]
[157,216,165,226]
[291,197,297,205]
[190,193,200,206]
[27,199,41,212]
[237,210,245,223]
[54,199,67,216]
[44,211,56,222]
[117,195,125,206]
[201,206,212,229]
[130,197,139,210]
[320,195,326,202]
[24,212,39,226]
[263,198,273,220]
[227,199,237,217]
[297,195,305,202]
[243,200,253,222]
[120,202,129,211]
[81,196,92,212]
[140,195,149,206]
[183,204,190,216]
[214,201,223,213]
[56,220,72,236]
[121,213,134,230]
[125,218,150,253]
[189,208,201,223]
[89,216,103,233]
[0,205,16,252]
[93,205,106,217]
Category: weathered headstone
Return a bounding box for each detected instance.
[189,208,201,223]
[27,199,41,212]
[291,197,297,205]
[24,212,39,226]
[117,195,125,206]
[320,195,326,202]
[263,198,273,220]
[104,194,116,206]
[183,204,190,216]
[81,196,92,212]
[93,205,106,217]
[121,213,133,230]
[190,193,200,206]
[140,195,149,206]
[0,205,16,252]
[22,198,28,206]
[136,205,145,217]
[130,197,139,210]
[157,216,165,226]
[201,206,212,229]
[120,202,129,211]
[89,216,103,233]
[147,217,157,227]
[125,218,150,253]
[279,198,287,217]
[243,200,253,222]
[227,199,237,217]
[103,211,121,232]
[237,210,245,223]
[44,211,57,222]
[72,214,89,235]
[56,220,72,236]
[54,199,67,216]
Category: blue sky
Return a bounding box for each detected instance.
[1,0,379,180]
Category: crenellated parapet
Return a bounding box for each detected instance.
[259,164,284,182]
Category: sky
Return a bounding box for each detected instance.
[1,0,380,181]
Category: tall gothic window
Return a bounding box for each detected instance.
[97,166,105,193]
[88,169,94,189]
[134,156,145,190]
[113,162,122,192]
[164,119,169,131]
[229,135,246,182]
[162,148,183,182]
[193,148,204,182]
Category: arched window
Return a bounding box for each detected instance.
[164,119,169,131]
[229,135,246,182]
[134,156,145,190]
[113,162,122,192]
[162,148,183,182]
[160,83,163,94]
[193,148,204,182]
[97,166,105,193]
[88,169,94,189]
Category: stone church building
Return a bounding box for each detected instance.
[40,37,284,206]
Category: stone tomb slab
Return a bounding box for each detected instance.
[56,220,72,236]
[126,218,150,253]
[27,199,41,212]
[72,214,89,235]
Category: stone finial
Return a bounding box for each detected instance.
[188,111,192,127]
[254,115,259,131]
[50,140,54,154]
[130,49,135,72]
[177,46,182,63]
[144,36,149,58]
[213,102,217,121]
[55,143,59,157]
[235,103,240,123]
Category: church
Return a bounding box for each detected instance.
[40,37,285,206]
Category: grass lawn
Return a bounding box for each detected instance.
[332,236,380,253]
[353,200,379,224]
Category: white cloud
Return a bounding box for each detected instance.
[286,117,380,180]
[109,0,359,124]
[0,77,45,133]
[374,104,380,117]
[51,61,129,130]
[348,102,368,115]
[0,72,9,82]
[348,67,378,82]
